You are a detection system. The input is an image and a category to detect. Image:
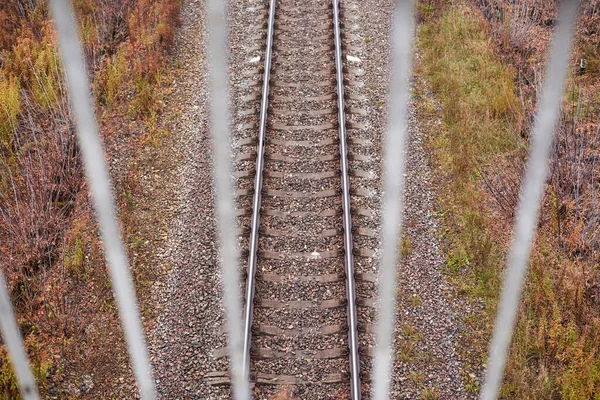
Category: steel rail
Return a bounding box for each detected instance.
[332,0,361,398]
[206,0,251,396]
[242,0,277,378]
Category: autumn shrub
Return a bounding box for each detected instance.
[418,3,520,298]
[0,74,21,144]
[419,0,600,397]
[475,0,554,51]
[0,0,181,395]
[473,0,600,258]
[0,0,182,276]
[128,0,180,80]
[0,91,80,294]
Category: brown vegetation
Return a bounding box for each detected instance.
[479,1,600,398]
[417,0,600,398]
[0,0,180,397]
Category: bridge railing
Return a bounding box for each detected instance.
[0,1,580,399]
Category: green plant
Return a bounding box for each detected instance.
[31,45,62,110]
[103,49,127,106]
[408,370,424,386]
[130,77,155,117]
[64,233,85,277]
[411,294,422,308]
[418,2,600,397]
[25,335,52,391]
[0,0,181,396]
[417,3,520,393]
[398,324,424,363]
[400,235,412,259]
[418,3,435,20]
[0,348,19,398]
[0,74,20,143]
[419,388,440,400]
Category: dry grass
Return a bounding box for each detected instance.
[419,387,441,400]
[417,0,600,398]
[418,2,519,303]
[0,0,181,396]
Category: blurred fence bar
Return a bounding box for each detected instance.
[49,1,156,399]
[0,272,40,400]
[0,0,581,399]
[371,1,415,399]
[480,1,579,399]
[206,0,251,399]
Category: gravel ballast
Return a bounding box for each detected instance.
[146,0,231,397]
[144,0,469,398]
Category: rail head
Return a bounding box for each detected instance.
[242,0,277,379]
[240,1,362,398]
[332,0,362,398]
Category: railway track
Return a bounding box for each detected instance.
[208,1,379,398]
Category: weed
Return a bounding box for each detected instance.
[417,2,518,393]
[418,3,517,289]
[398,340,414,363]
[417,3,435,21]
[78,14,98,51]
[418,2,600,398]
[419,388,440,400]
[129,233,144,250]
[121,190,135,209]
[411,294,422,308]
[31,45,62,110]
[64,232,85,278]
[399,324,424,363]
[403,324,417,338]
[408,370,424,386]
[103,49,127,106]
[0,73,20,143]
[25,335,52,391]
[0,348,19,398]
[0,0,181,395]
[400,235,412,259]
[130,77,155,117]
[144,108,169,148]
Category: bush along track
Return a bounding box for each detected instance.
[416,1,600,398]
[0,0,180,397]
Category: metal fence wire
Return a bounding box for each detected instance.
[51,0,157,399]
[0,0,580,399]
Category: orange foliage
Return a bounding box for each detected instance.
[127,0,180,80]
[0,0,181,395]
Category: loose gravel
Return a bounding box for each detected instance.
[144,0,470,399]
[355,1,469,398]
[232,1,351,398]
[146,0,231,398]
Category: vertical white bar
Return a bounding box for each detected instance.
[0,272,40,400]
[205,0,251,399]
[372,1,415,399]
[480,1,579,399]
[49,1,156,399]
